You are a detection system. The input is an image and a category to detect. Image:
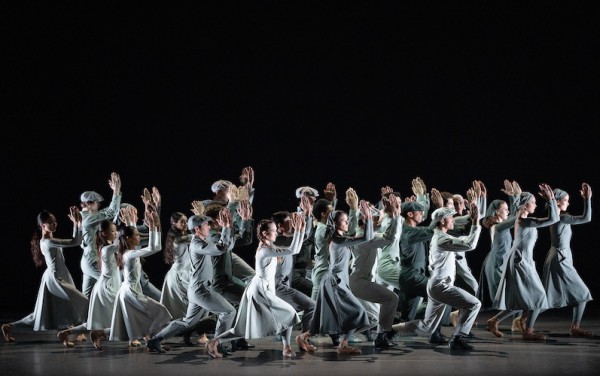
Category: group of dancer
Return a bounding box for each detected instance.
[1,167,594,358]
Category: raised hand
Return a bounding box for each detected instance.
[478,180,487,197]
[217,207,233,228]
[538,183,554,200]
[324,182,337,201]
[109,172,121,193]
[141,188,152,208]
[430,188,443,208]
[119,206,137,226]
[581,182,592,199]
[467,188,477,205]
[299,195,312,216]
[469,201,480,223]
[68,206,81,224]
[501,179,514,195]
[237,200,253,220]
[190,200,205,216]
[151,187,161,207]
[345,187,359,210]
[412,177,426,196]
[240,166,254,187]
[291,212,306,232]
[359,200,372,220]
[236,185,250,202]
[380,186,394,197]
[512,181,522,195]
[383,193,401,217]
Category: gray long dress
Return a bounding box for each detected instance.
[477,197,518,310]
[12,226,88,331]
[477,217,516,310]
[310,219,375,335]
[110,231,172,341]
[86,243,121,330]
[229,229,305,339]
[160,235,193,318]
[542,197,592,307]
[494,200,559,310]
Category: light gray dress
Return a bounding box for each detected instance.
[477,215,517,310]
[273,216,316,332]
[310,219,375,335]
[160,235,193,318]
[494,200,559,310]
[477,196,517,310]
[110,231,172,341]
[542,197,592,307]
[12,226,88,331]
[310,222,330,300]
[229,229,305,339]
[86,243,121,330]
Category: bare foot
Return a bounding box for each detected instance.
[197,333,209,345]
[282,345,297,357]
[57,329,74,348]
[90,330,106,350]
[206,340,223,358]
[2,324,15,342]
[337,345,361,354]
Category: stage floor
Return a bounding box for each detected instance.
[2,307,600,376]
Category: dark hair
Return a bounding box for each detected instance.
[312,198,332,219]
[440,191,454,203]
[116,225,136,269]
[30,210,53,267]
[271,211,290,226]
[256,219,274,243]
[164,212,188,264]
[95,220,115,271]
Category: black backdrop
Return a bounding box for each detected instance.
[3,3,599,315]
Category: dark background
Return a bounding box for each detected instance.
[2,3,599,316]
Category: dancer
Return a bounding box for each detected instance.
[79,172,122,298]
[493,183,559,340]
[57,219,121,349]
[309,198,375,354]
[542,183,593,337]
[2,207,88,346]
[349,190,401,349]
[479,180,520,337]
[271,198,317,352]
[206,213,307,358]
[109,205,172,347]
[146,208,238,353]
[393,202,483,351]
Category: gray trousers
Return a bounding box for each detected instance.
[155,286,236,340]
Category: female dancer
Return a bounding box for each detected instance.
[479,180,519,337]
[2,207,88,346]
[109,206,172,347]
[542,183,593,337]
[57,219,121,349]
[309,198,375,354]
[206,213,307,358]
[493,183,559,340]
